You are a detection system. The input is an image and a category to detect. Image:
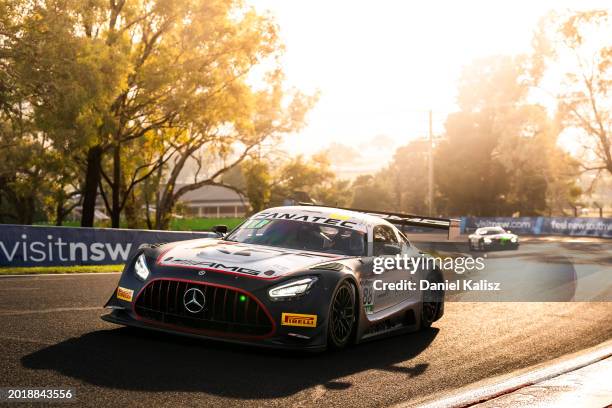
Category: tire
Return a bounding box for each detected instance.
[327,281,356,350]
[478,240,484,251]
[420,273,442,330]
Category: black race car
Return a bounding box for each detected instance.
[468,226,519,251]
[102,205,459,351]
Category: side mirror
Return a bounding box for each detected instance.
[212,225,228,235]
[382,243,402,255]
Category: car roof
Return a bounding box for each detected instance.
[253,206,394,229]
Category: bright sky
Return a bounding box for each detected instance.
[249,0,610,162]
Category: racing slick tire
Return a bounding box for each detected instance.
[327,280,357,350]
[420,272,442,330]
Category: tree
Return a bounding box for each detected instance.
[350,175,393,211]
[227,152,349,213]
[1,0,314,228]
[152,74,315,229]
[380,140,429,214]
[86,0,289,228]
[435,55,579,216]
[267,152,349,207]
[1,0,129,225]
[240,159,270,213]
[535,10,611,176]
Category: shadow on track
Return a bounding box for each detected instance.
[21,327,438,398]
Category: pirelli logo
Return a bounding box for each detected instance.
[281,313,317,328]
[116,286,134,302]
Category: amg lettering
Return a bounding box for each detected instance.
[167,259,260,275]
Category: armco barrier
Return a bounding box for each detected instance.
[0,224,217,267]
[461,216,612,238]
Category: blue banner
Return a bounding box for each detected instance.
[542,217,612,238]
[0,224,217,267]
[461,217,539,235]
[461,216,612,238]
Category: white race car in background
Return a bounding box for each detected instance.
[468,226,519,251]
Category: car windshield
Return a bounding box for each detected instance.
[225,218,367,256]
[478,227,505,235]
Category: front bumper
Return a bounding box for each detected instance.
[101,309,327,351]
[102,255,341,350]
[470,239,519,250]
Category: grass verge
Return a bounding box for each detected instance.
[0,264,124,275]
[35,217,246,231]
[169,217,244,231]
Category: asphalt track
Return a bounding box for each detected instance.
[0,237,611,407]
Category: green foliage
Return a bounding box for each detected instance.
[0,0,315,228]
[231,152,350,212]
[350,175,394,211]
[242,160,271,213]
[268,153,350,207]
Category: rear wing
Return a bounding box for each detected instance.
[299,203,461,240]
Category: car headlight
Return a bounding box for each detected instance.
[484,238,492,244]
[268,277,318,300]
[511,237,517,242]
[134,253,150,281]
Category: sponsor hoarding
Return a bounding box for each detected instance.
[461,216,612,238]
[0,224,216,267]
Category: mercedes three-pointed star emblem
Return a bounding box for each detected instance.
[183,287,205,313]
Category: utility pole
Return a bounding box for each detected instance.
[428,109,434,216]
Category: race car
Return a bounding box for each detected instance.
[102,205,459,351]
[468,226,519,251]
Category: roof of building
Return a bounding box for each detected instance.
[177,185,247,204]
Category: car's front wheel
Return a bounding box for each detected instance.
[420,274,442,330]
[327,281,356,350]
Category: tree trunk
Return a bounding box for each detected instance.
[19,195,35,225]
[155,193,174,230]
[55,198,64,226]
[111,140,121,228]
[81,145,103,227]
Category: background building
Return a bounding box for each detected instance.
[178,185,249,218]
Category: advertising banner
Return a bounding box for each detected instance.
[461,217,540,235]
[0,224,217,267]
[461,216,612,238]
[542,217,612,238]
